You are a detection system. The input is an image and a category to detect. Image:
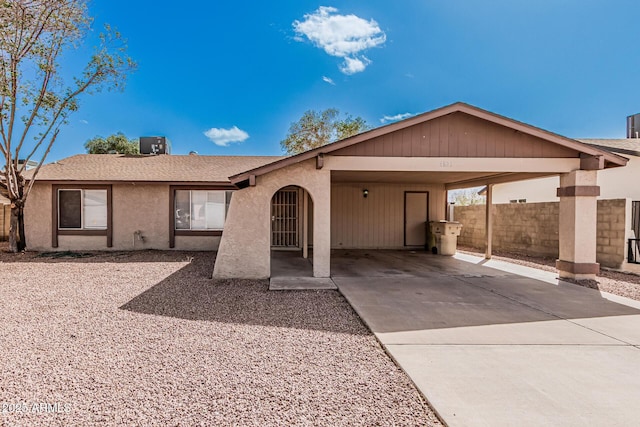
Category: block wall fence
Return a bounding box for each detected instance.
[454,199,629,269]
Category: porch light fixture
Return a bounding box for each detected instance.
[363,189,369,198]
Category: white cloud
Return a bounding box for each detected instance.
[340,56,370,75]
[293,6,386,74]
[380,112,415,124]
[203,126,249,146]
[79,119,89,124]
[322,76,336,85]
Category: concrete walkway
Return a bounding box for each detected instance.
[269,250,337,290]
[333,250,640,427]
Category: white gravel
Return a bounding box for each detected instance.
[0,246,440,426]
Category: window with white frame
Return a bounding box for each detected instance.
[58,189,108,230]
[174,190,232,230]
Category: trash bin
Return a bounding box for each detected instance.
[429,221,463,256]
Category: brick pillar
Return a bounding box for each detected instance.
[556,170,600,280]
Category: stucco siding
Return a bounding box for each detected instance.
[56,235,109,251]
[25,182,220,251]
[331,182,446,249]
[595,156,640,200]
[492,155,640,204]
[24,183,53,250]
[493,176,560,204]
[174,235,221,251]
[213,159,331,279]
[113,183,170,250]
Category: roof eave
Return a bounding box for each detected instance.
[30,179,237,186]
[229,102,628,184]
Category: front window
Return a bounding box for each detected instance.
[175,190,232,230]
[58,189,107,230]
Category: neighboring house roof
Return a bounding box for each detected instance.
[578,139,640,157]
[230,102,629,186]
[29,154,285,183]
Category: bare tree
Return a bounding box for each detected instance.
[449,188,486,206]
[0,0,135,252]
[280,108,369,155]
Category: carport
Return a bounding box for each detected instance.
[213,102,628,280]
[333,249,640,426]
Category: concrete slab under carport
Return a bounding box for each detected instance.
[269,250,337,290]
[332,250,640,427]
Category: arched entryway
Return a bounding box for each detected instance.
[270,185,314,278]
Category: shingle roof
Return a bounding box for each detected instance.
[26,137,639,185]
[29,154,285,183]
[578,139,640,157]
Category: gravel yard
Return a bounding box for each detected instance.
[0,246,440,427]
[8,243,638,427]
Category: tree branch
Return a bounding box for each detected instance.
[14,37,59,158]
[20,69,100,174]
[22,128,58,203]
[15,5,58,61]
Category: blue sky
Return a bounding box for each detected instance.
[41,0,640,161]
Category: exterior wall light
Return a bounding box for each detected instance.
[363,189,369,198]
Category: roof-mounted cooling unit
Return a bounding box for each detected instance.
[139,136,171,155]
[627,114,640,139]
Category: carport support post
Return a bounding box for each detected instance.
[485,184,493,259]
[556,170,600,280]
[312,171,331,278]
[302,189,308,259]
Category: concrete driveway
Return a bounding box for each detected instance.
[332,250,640,427]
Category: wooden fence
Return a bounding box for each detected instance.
[1,204,9,242]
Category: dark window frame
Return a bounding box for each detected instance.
[52,184,113,248]
[169,185,234,248]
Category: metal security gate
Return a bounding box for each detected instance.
[632,201,640,239]
[629,201,640,264]
[271,189,299,247]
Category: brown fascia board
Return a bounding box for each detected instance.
[229,102,628,185]
[445,171,561,191]
[31,179,237,187]
[460,105,627,167]
[583,144,639,159]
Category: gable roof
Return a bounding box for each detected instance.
[230,102,628,185]
[30,154,285,183]
[579,139,640,158]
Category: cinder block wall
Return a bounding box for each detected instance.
[454,204,486,249]
[454,199,629,269]
[596,199,628,268]
[494,202,560,257]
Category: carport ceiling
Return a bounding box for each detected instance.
[331,170,557,188]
